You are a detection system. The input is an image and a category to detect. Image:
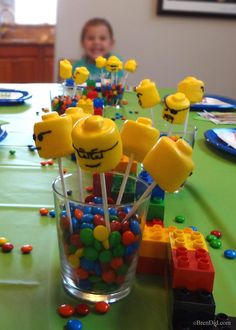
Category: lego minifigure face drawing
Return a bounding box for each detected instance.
[162,103,189,124]
[33,130,52,150]
[73,141,119,169]
[136,92,143,107]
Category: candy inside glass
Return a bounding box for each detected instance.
[53,172,150,303]
[100,77,125,107]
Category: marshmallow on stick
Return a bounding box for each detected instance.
[177,76,205,104]
[124,136,195,220]
[95,56,107,83]
[33,112,74,230]
[59,59,72,95]
[117,117,160,204]
[123,59,137,86]
[72,115,122,232]
[136,79,161,126]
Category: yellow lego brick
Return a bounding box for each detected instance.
[113,155,138,174]
[169,228,208,251]
[139,225,177,259]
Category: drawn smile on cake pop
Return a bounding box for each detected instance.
[136,92,143,106]
[33,130,52,143]
[73,141,119,168]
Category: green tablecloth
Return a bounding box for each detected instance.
[0,84,235,330]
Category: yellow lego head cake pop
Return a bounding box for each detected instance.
[59,59,72,80]
[120,117,160,163]
[64,107,89,125]
[73,67,90,84]
[124,59,137,73]
[177,76,205,104]
[162,92,190,124]
[77,98,94,114]
[143,137,194,192]
[33,112,74,159]
[106,56,123,73]
[72,115,122,173]
[136,79,161,108]
[95,56,107,69]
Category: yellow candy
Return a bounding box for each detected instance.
[72,115,122,173]
[33,112,74,159]
[63,107,89,125]
[120,117,160,162]
[73,66,90,84]
[124,59,137,73]
[143,136,195,192]
[77,98,94,114]
[68,254,80,268]
[93,225,109,242]
[106,56,122,73]
[75,248,84,258]
[59,59,72,80]
[162,92,190,124]
[0,237,8,246]
[95,56,107,69]
[178,76,205,104]
[136,79,161,108]
[102,239,110,250]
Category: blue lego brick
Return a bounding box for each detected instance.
[137,170,165,200]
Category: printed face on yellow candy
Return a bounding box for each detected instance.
[162,104,189,124]
[135,79,160,109]
[162,92,190,125]
[72,116,122,173]
[33,113,73,159]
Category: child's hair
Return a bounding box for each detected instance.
[81,18,114,42]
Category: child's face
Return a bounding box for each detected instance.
[82,24,114,61]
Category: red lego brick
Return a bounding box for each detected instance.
[136,256,167,276]
[93,172,113,197]
[170,247,215,292]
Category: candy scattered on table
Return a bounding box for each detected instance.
[58,304,75,318]
[95,301,110,314]
[0,237,8,246]
[65,319,83,330]
[175,215,185,223]
[1,242,14,253]
[21,244,33,254]
[39,208,49,216]
[210,230,222,238]
[9,150,16,155]
[210,238,222,249]
[75,303,90,316]
[224,249,236,260]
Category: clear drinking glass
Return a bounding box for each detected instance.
[52,172,150,303]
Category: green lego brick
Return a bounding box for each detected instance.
[147,197,165,221]
[111,174,136,203]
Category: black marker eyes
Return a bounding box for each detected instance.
[33,130,52,142]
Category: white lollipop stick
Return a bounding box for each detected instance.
[62,80,66,96]
[76,158,83,202]
[58,158,72,232]
[124,181,156,221]
[150,108,155,127]
[167,123,173,136]
[122,72,129,87]
[116,153,134,205]
[100,173,111,233]
[183,110,190,139]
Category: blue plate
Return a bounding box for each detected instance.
[204,128,236,156]
[0,89,32,105]
[191,94,236,111]
[0,126,7,142]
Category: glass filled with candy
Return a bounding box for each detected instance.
[53,171,150,303]
[100,77,125,107]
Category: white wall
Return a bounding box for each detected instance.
[55,0,236,98]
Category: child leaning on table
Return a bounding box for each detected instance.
[72,18,124,81]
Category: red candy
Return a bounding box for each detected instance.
[2,242,14,253]
[121,220,130,232]
[102,270,116,283]
[110,220,122,232]
[47,159,54,165]
[70,234,83,248]
[21,244,33,254]
[75,303,90,316]
[60,216,71,231]
[122,231,136,246]
[115,275,125,285]
[39,207,49,216]
[210,230,222,238]
[85,194,95,203]
[40,161,47,166]
[74,209,83,220]
[94,214,105,226]
[85,186,93,193]
[110,257,123,270]
[95,301,110,314]
[58,304,75,317]
[75,268,89,279]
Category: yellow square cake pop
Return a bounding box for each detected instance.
[73,67,90,84]
[59,59,72,80]
[143,136,195,192]
[162,92,190,124]
[120,117,160,162]
[177,76,205,104]
[136,79,161,108]
[72,116,122,173]
[33,112,74,159]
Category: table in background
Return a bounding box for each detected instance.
[0,84,235,330]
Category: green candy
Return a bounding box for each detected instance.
[206,234,218,242]
[93,282,108,292]
[116,264,129,276]
[99,250,113,263]
[68,245,77,254]
[109,215,119,221]
[175,215,185,223]
[210,238,222,249]
[94,239,103,252]
[9,150,16,155]
[109,231,121,247]
[89,275,101,283]
[84,247,98,261]
[113,244,125,257]
[80,228,94,246]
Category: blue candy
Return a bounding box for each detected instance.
[72,217,80,232]
[130,219,141,235]
[189,226,198,231]
[79,279,92,291]
[61,210,67,217]
[80,257,95,271]
[83,206,92,214]
[81,214,94,223]
[94,196,103,204]
[80,222,94,230]
[224,249,236,259]
[49,210,56,218]
[108,207,118,216]
[66,319,83,330]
